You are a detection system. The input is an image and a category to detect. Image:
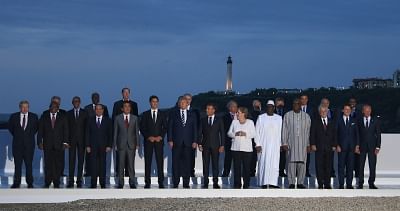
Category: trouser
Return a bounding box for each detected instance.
[222,141,232,176]
[354,153,360,177]
[68,140,85,184]
[306,153,311,176]
[91,147,107,187]
[338,150,354,187]
[117,149,136,186]
[202,146,220,185]
[315,150,332,187]
[359,149,377,186]
[12,146,34,185]
[172,145,193,186]
[232,151,252,188]
[250,139,257,176]
[279,150,287,175]
[44,147,64,186]
[144,141,164,186]
[288,161,306,185]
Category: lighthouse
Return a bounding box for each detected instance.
[225,56,233,92]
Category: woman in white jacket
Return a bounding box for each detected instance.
[228,107,256,189]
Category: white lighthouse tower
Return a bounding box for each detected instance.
[225,56,233,92]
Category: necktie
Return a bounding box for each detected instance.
[366,117,369,128]
[323,118,327,130]
[51,114,56,129]
[181,110,186,126]
[22,115,26,130]
[345,117,349,126]
[125,115,129,128]
[153,110,156,123]
[302,107,306,112]
[75,110,79,119]
[208,117,212,126]
[97,118,101,128]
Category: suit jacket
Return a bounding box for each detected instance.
[8,112,39,150]
[67,108,88,145]
[168,109,198,147]
[336,116,359,151]
[223,112,235,145]
[358,116,381,151]
[140,109,168,141]
[113,114,139,150]
[112,100,138,120]
[84,104,109,118]
[86,116,112,149]
[275,107,287,119]
[37,111,69,150]
[310,116,337,152]
[199,116,225,149]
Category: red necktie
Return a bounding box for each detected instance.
[125,115,129,128]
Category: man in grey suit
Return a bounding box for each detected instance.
[113,101,140,188]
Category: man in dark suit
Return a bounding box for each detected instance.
[8,100,38,188]
[84,92,109,176]
[84,92,109,118]
[112,88,138,178]
[310,106,337,189]
[114,101,139,189]
[168,96,198,188]
[66,96,88,188]
[249,99,263,177]
[140,95,168,189]
[357,104,381,189]
[300,94,314,177]
[275,97,288,177]
[86,104,112,189]
[198,102,225,189]
[320,97,337,177]
[222,100,238,177]
[38,102,69,188]
[336,104,359,189]
[184,93,200,177]
[349,97,362,178]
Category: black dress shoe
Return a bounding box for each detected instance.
[324,185,332,189]
[261,185,268,189]
[269,185,280,189]
[66,184,74,188]
[318,186,323,189]
[202,185,209,189]
[130,184,137,189]
[369,184,378,189]
[346,186,354,189]
[10,184,20,189]
[297,184,306,189]
[27,184,34,189]
[100,186,106,189]
[159,185,165,189]
[77,183,82,188]
[183,185,190,189]
[172,185,179,188]
[144,184,150,189]
[288,184,296,189]
[243,185,250,189]
[213,184,220,189]
[339,186,344,189]
[233,185,241,189]
[116,185,124,189]
[357,185,363,189]
[54,185,60,189]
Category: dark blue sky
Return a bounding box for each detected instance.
[1,0,399,113]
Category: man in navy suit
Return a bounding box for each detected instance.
[357,104,381,189]
[275,97,288,177]
[86,104,112,189]
[8,100,39,188]
[336,104,359,189]
[300,94,314,177]
[168,97,198,188]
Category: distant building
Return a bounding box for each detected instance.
[352,78,393,89]
[225,56,233,92]
[276,89,303,94]
[393,69,400,88]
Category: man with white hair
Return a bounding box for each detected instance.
[255,100,282,188]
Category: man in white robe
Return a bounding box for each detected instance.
[255,100,282,188]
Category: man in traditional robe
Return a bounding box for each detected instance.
[282,98,311,189]
[255,100,282,188]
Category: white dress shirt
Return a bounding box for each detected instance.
[151,109,158,122]
[123,113,130,123]
[20,112,28,129]
[228,119,256,152]
[207,115,215,125]
[364,116,371,127]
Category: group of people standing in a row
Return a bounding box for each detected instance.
[7,88,381,190]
